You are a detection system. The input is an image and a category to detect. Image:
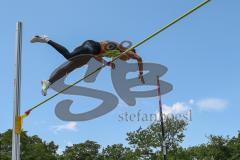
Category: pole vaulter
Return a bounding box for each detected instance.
[15,0,211,134]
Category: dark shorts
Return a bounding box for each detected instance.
[71,40,101,58]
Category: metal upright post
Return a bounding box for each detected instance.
[157,76,167,160]
[12,21,22,160]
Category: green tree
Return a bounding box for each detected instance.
[187,144,211,160]
[227,131,240,160]
[0,130,12,160]
[186,134,236,160]
[0,129,58,160]
[126,126,155,159]
[126,117,188,159]
[61,140,100,160]
[102,144,138,160]
[207,135,230,160]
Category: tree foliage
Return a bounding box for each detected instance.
[102,144,137,160]
[126,116,188,159]
[0,126,240,159]
[0,129,58,160]
[61,140,100,160]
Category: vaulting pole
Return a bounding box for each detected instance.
[12,21,22,160]
[17,0,210,127]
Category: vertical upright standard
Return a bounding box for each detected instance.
[12,21,22,160]
[157,76,167,160]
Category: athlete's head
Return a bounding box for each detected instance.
[105,41,118,50]
[100,40,137,53]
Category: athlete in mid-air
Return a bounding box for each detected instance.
[30,35,144,96]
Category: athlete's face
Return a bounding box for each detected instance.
[100,41,118,52]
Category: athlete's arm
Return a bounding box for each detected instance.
[127,51,145,83]
[94,56,115,69]
[94,56,105,64]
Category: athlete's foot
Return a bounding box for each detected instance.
[30,35,50,43]
[41,80,51,96]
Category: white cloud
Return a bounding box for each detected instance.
[156,101,191,121]
[155,98,228,121]
[196,98,228,111]
[162,102,190,115]
[52,122,78,133]
[156,100,194,120]
[189,99,195,105]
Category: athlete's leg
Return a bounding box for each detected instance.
[48,55,92,84]
[41,55,92,96]
[41,60,79,96]
[47,40,72,59]
[48,40,100,84]
[31,35,74,60]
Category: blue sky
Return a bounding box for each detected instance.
[0,0,240,152]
